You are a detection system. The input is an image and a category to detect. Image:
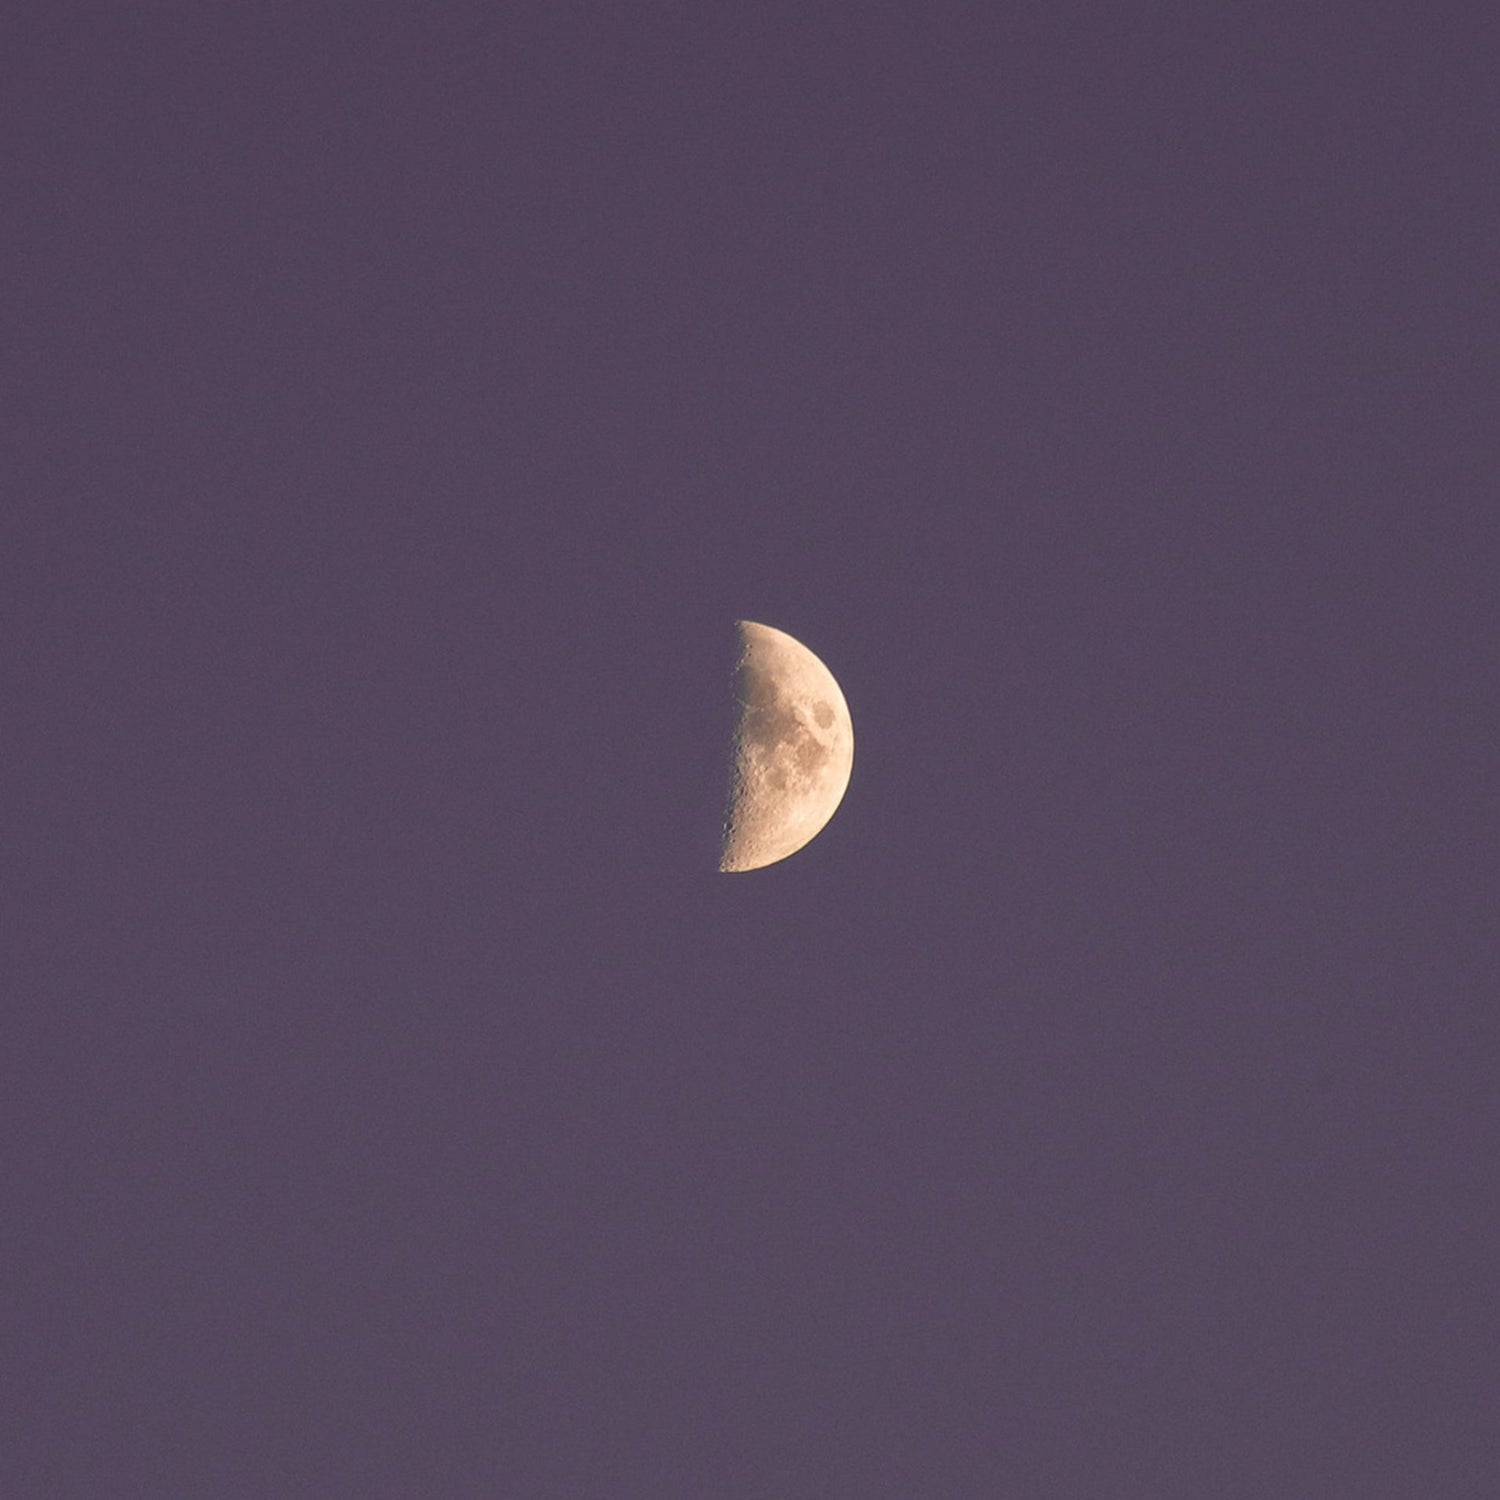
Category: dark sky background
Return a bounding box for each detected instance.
[7,4,1497,1495]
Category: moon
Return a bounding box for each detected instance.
[719,621,854,872]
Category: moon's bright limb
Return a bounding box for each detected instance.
[719,621,854,872]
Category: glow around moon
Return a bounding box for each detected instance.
[719,621,854,872]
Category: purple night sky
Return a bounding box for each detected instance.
[7,4,1497,1494]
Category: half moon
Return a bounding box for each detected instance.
[719,621,854,872]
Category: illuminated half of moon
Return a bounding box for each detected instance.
[719,621,854,872]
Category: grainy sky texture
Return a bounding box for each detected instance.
[7,4,1497,1495]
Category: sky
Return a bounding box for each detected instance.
[6,3,1497,1495]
